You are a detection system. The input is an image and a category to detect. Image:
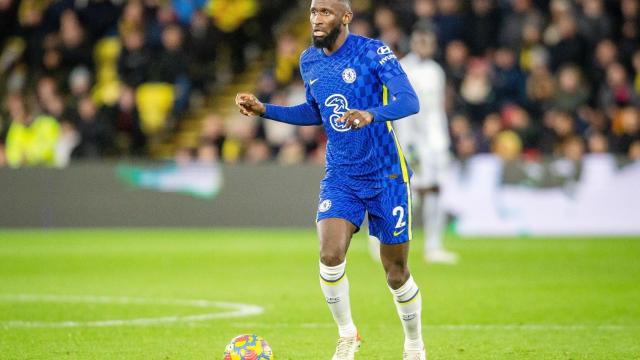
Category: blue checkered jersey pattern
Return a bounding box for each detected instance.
[300,34,413,186]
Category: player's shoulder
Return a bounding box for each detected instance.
[353,35,392,56]
[300,46,321,63]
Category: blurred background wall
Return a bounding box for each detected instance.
[2,156,638,234]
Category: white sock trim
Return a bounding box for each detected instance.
[319,260,346,282]
[390,276,419,303]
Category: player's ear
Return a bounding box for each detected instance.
[342,11,353,25]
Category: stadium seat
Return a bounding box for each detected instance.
[94,37,121,66]
[135,83,175,134]
[93,37,122,106]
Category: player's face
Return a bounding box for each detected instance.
[310,0,351,48]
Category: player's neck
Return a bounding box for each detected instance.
[323,30,350,56]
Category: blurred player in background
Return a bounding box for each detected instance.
[236,1,427,359]
[394,25,458,264]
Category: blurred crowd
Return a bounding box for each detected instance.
[0,0,291,167]
[1,0,640,168]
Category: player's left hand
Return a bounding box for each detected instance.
[337,110,373,130]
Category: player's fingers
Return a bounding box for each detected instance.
[237,93,249,103]
[337,110,352,123]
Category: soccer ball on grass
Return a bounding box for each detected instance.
[223,334,273,360]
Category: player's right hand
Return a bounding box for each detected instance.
[235,93,266,117]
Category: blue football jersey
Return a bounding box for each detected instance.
[300,34,413,186]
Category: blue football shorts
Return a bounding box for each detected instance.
[316,179,412,245]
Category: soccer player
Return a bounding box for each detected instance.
[236,0,426,359]
[391,25,459,264]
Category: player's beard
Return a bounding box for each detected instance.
[312,24,342,49]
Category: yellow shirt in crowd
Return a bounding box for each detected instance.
[6,115,60,168]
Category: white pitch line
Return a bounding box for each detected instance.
[229,322,639,331]
[0,294,264,329]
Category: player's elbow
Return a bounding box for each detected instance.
[406,92,420,116]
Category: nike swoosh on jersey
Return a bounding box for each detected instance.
[310,78,319,85]
[393,228,406,237]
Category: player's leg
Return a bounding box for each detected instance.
[316,183,365,359]
[367,182,425,359]
[317,218,358,338]
[380,242,425,358]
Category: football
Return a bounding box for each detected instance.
[223,334,273,360]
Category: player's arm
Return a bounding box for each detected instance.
[337,74,419,130]
[235,83,322,126]
[369,74,419,122]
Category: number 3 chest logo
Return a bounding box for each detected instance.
[325,94,351,132]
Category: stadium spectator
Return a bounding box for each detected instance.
[478,112,503,153]
[552,65,590,115]
[540,110,576,155]
[443,40,468,90]
[499,0,543,50]
[463,0,500,56]
[147,24,190,119]
[185,9,218,95]
[198,113,226,160]
[613,106,640,154]
[587,132,609,154]
[71,96,115,158]
[576,0,612,46]
[58,10,94,79]
[547,13,589,72]
[244,138,271,164]
[277,139,306,165]
[433,0,465,49]
[492,46,527,107]
[598,63,639,116]
[629,140,640,161]
[503,104,540,153]
[4,92,60,168]
[118,29,151,88]
[108,85,146,156]
[459,58,496,124]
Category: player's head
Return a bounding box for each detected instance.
[410,23,438,60]
[310,0,353,49]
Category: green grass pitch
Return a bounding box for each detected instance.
[0,229,639,359]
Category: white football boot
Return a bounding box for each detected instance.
[331,332,361,360]
[403,347,427,360]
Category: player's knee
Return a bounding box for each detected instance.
[385,264,410,289]
[320,253,345,267]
